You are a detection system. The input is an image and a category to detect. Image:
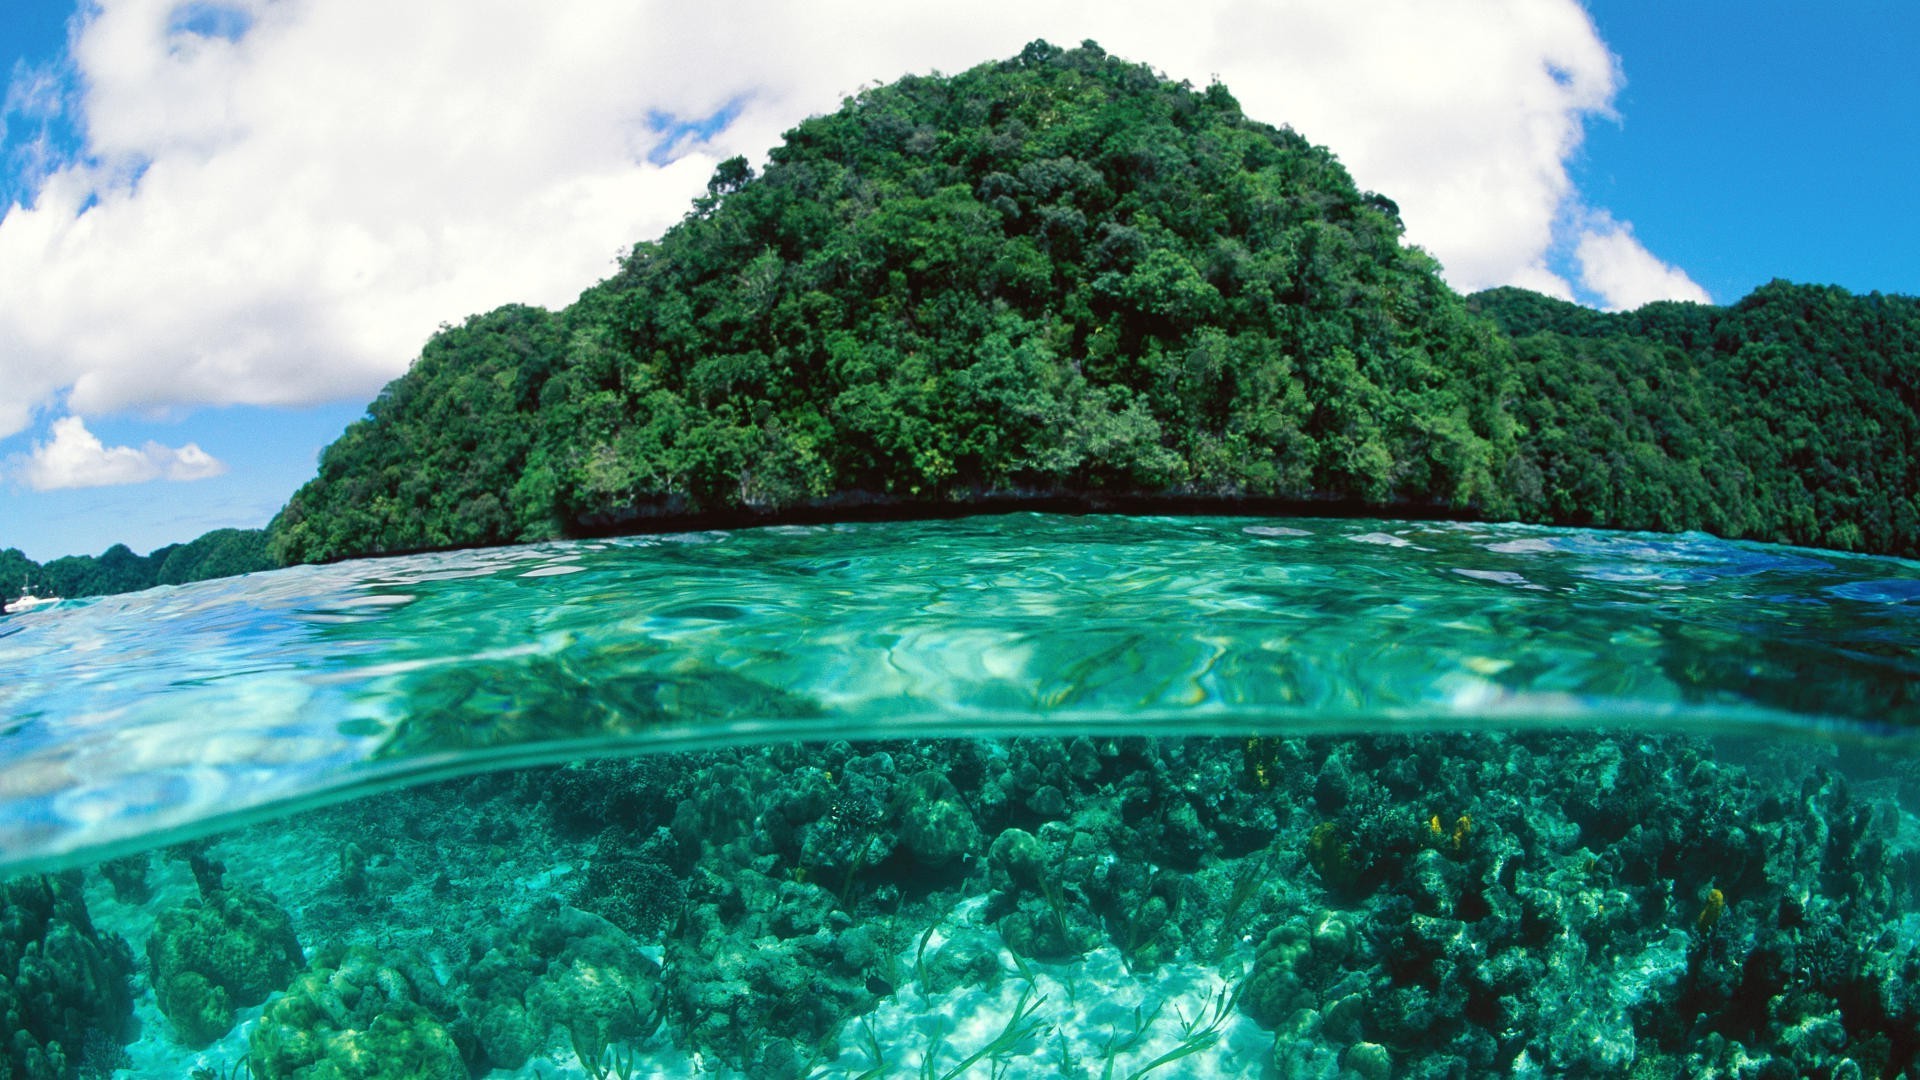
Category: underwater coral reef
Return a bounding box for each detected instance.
[5,732,1919,1078]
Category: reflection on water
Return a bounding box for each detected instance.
[2,514,1919,1077]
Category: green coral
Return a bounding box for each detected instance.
[1306,821,1358,894]
[893,770,984,868]
[463,906,662,1071]
[0,873,135,1080]
[97,854,151,904]
[1239,912,1362,1029]
[147,880,304,1046]
[248,947,465,1080]
[665,867,886,1076]
[984,827,1104,960]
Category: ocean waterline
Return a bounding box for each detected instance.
[2,514,1918,1078]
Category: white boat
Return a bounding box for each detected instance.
[2,593,62,615]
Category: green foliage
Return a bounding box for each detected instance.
[270,304,562,564]
[924,977,1051,1080]
[240,40,1917,564]
[188,1056,252,1080]
[39,544,152,599]
[1115,980,1242,1079]
[154,528,276,585]
[268,40,1516,563]
[0,547,40,599]
[2,529,272,606]
[1472,281,1920,557]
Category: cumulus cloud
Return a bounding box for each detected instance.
[0,0,1698,438]
[1575,212,1712,311]
[15,415,226,490]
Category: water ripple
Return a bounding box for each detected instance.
[1,513,1916,872]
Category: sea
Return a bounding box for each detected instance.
[2,513,1917,1079]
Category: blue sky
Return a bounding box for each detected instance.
[1579,1,1919,306]
[0,1,1914,563]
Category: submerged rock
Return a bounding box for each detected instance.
[894,769,985,868]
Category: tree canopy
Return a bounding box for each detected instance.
[269,39,1521,565]
[1,529,275,604]
[1476,282,1920,555]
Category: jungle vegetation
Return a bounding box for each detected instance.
[1472,282,1919,555]
[0,528,274,602]
[268,40,1918,565]
[267,39,1520,564]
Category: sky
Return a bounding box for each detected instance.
[0,1,1914,564]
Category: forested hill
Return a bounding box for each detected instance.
[1471,282,1920,556]
[262,39,1919,565]
[0,528,274,604]
[267,39,1519,564]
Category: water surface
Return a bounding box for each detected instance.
[3,514,1918,1080]
[3,513,1916,873]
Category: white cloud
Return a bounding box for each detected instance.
[15,415,227,490]
[5,59,66,127]
[1575,212,1712,311]
[0,0,1694,438]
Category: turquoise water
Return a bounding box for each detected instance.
[2,514,1918,1078]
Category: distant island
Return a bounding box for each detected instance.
[2,528,273,607]
[8,40,1917,604]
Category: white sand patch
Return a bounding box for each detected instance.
[823,904,1271,1078]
